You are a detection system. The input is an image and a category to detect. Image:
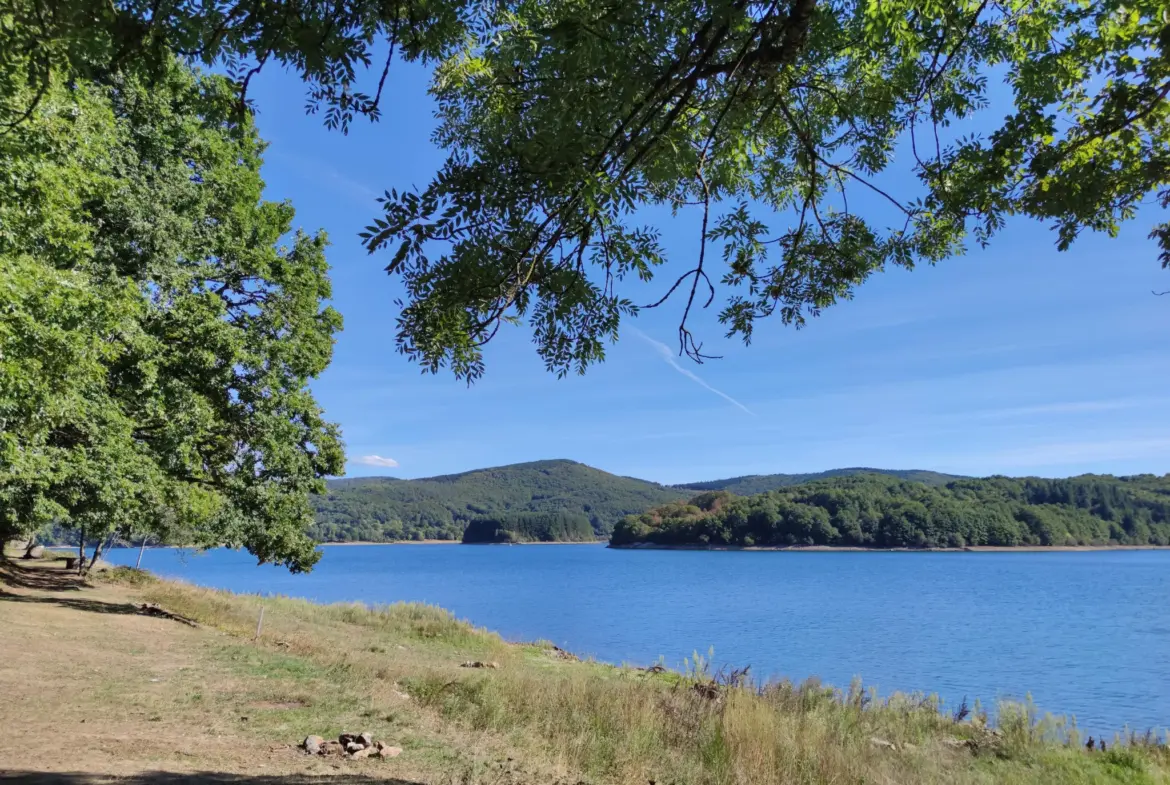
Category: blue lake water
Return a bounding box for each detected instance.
[107,544,1170,738]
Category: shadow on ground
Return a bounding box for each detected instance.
[0,559,84,592]
[0,591,158,617]
[0,560,179,621]
[0,773,426,785]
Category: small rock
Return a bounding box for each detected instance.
[460,661,499,669]
[345,741,364,754]
[870,737,896,751]
[338,733,358,746]
[319,741,344,756]
[377,745,403,759]
[303,735,324,755]
[943,737,973,750]
[350,747,375,760]
[359,731,374,748]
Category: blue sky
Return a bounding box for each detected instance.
[246,63,1170,485]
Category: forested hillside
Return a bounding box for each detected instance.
[680,468,965,496]
[611,474,1170,549]
[310,460,686,542]
[308,463,981,543]
[462,512,596,543]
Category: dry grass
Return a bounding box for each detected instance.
[128,570,1170,785]
[3,558,1169,785]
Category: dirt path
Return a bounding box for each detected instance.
[0,561,423,785]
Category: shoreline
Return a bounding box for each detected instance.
[60,541,1170,553]
[319,539,607,546]
[609,543,1170,553]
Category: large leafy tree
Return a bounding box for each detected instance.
[0,61,344,571]
[5,1,1170,382]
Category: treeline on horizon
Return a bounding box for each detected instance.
[462,512,596,543]
[610,474,1170,549]
[306,462,980,544]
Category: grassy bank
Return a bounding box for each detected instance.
[112,567,1170,783]
[3,557,1168,784]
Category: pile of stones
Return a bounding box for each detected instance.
[301,731,402,760]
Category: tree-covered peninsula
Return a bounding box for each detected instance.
[611,474,1170,549]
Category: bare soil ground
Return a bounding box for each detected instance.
[0,560,430,785]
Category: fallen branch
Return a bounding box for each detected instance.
[137,602,199,627]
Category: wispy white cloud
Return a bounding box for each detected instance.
[970,398,1148,420]
[632,328,754,416]
[352,454,400,468]
[750,352,1166,412]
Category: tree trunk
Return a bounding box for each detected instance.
[136,536,148,569]
[85,540,102,574]
[77,527,86,576]
[85,532,114,575]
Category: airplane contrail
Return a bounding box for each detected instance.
[631,328,755,416]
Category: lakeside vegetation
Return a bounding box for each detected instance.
[612,473,1170,549]
[461,511,597,543]
[18,561,1159,784]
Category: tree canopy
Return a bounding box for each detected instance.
[611,473,1170,548]
[7,0,1168,379]
[0,60,344,571]
[461,511,596,543]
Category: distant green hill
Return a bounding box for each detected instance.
[310,460,687,542]
[678,468,966,496]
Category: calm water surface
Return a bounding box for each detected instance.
[107,544,1170,737]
